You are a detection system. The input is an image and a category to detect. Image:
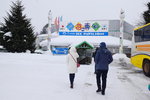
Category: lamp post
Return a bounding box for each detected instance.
[47,10,52,51]
[119,9,125,54]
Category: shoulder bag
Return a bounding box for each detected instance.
[69,53,80,68]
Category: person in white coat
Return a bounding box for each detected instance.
[67,47,79,88]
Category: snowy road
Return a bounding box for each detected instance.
[0,53,150,100]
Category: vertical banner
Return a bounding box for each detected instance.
[59,20,109,36]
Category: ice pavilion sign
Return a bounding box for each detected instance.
[59,20,109,36]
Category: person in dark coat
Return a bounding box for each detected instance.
[93,47,99,74]
[94,42,113,95]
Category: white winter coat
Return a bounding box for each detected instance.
[66,47,79,73]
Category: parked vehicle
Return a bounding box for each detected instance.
[131,23,150,77]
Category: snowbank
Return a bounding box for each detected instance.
[51,32,59,38]
[39,39,48,47]
[113,53,131,66]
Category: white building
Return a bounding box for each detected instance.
[38,20,134,56]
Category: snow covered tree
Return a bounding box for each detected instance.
[0,0,36,53]
[143,2,150,24]
[137,2,150,26]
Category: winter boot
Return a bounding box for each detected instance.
[96,88,101,92]
[101,90,105,95]
[70,83,73,89]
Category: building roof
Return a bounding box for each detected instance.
[75,41,94,49]
[50,36,132,48]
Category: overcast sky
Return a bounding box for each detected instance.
[0,0,149,32]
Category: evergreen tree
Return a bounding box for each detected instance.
[0,0,36,53]
[143,2,150,24]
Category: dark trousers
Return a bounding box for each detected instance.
[96,70,108,92]
[69,74,75,85]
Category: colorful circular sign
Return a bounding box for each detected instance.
[75,22,83,31]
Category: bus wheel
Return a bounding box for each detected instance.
[143,60,150,77]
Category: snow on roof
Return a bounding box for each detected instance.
[50,36,132,47]
[71,41,94,48]
[4,32,12,37]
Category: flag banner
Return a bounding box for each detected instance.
[60,16,63,22]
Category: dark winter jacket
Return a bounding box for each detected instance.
[93,47,99,60]
[94,42,113,70]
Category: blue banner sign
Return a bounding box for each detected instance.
[52,48,68,55]
[59,32,108,36]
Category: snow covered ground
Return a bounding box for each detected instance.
[0,53,150,100]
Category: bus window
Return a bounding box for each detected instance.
[134,25,150,42]
[134,30,142,42]
[142,29,150,41]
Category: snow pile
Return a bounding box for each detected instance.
[42,50,53,55]
[34,48,53,55]
[39,39,48,47]
[25,50,31,53]
[51,32,59,38]
[113,53,131,66]
[34,49,44,54]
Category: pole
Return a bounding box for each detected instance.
[119,9,125,54]
[47,10,52,51]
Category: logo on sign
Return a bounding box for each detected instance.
[84,23,90,31]
[101,25,107,30]
[66,22,74,31]
[92,22,100,31]
[75,22,83,31]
